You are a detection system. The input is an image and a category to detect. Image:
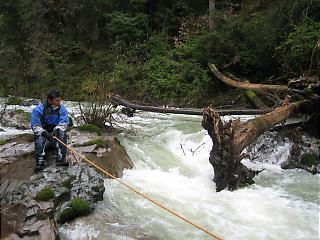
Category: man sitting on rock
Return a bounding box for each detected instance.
[31,90,69,171]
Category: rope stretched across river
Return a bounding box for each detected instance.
[53,136,224,240]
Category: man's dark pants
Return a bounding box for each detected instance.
[34,130,67,167]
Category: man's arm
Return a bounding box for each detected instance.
[54,105,69,132]
[30,104,45,135]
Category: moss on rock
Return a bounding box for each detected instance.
[35,187,55,201]
[6,96,23,105]
[19,133,34,142]
[77,124,103,135]
[301,153,319,167]
[74,139,108,149]
[14,109,25,114]
[0,139,10,145]
[25,112,31,122]
[61,176,76,189]
[58,198,91,223]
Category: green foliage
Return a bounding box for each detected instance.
[77,124,103,136]
[35,187,55,201]
[1,0,319,105]
[111,61,141,94]
[144,56,182,100]
[275,18,320,74]
[146,33,169,57]
[58,198,91,223]
[105,12,150,43]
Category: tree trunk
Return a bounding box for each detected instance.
[112,95,270,116]
[208,0,216,31]
[209,64,288,93]
[202,100,309,191]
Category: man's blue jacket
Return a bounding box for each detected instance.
[31,102,69,133]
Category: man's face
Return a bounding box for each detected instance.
[48,97,62,107]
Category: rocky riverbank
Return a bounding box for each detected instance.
[246,128,320,174]
[1,107,134,239]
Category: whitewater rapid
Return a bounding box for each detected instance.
[0,98,317,240]
[59,112,319,240]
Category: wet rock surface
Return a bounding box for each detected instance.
[68,128,134,177]
[0,109,31,130]
[1,127,134,239]
[246,130,320,174]
[0,134,35,198]
[1,162,105,239]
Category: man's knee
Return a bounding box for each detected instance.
[58,130,67,143]
[35,134,46,148]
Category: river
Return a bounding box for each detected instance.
[57,111,319,240]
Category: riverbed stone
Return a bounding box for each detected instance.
[0,109,31,129]
[246,130,320,174]
[21,99,41,107]
[68,128,134,177]
[1,122,134,239]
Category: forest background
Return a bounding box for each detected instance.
[0,0,319,107]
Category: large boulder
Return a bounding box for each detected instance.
[246,130,320,174]
[0,109,31,129]
[68,128,134,178]
[1,126,134,239]
[1,162,105,239]
[0,134,35,200]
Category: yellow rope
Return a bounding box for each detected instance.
[53,136,224,240]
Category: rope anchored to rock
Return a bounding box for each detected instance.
[53,136,224,240]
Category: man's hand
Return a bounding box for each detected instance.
[53,128,60,137]
[41,131,53,141]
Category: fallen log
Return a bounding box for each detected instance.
[208,63,288,93]
[202,99,311,192]
[111,95,271,116]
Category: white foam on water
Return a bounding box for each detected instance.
[49,112,320,240]
[99,164,318,240]
[60,222,99,240]
[0,126,32,139]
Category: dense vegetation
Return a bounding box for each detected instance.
[0,0,319,106]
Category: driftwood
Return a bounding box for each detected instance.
[111,95,271,116]
[205,63,319,191]
[202,100,310,191]
[208,63,288,93]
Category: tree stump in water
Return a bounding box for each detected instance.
[202,100,310,191]
[202,108,258,191]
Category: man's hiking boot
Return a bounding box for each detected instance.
[56,161,69,167]
[35,165,45,172]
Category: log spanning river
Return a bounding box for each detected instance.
[59,111,319,240]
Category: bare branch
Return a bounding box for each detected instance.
[208,63,288,93]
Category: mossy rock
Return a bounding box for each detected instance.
[25,112,31,122]
[14,109,25,114]
[0,139,10,146]
[18,133,34,142]
[9,133,34,143]
[301,153,319,167]
[35,187,55,201]
[6,96,23,105]
[58,198,91,223]
[77,124,103,136]
[61,176,76,189]
[74,139,109,149]
[91,186,104,202]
